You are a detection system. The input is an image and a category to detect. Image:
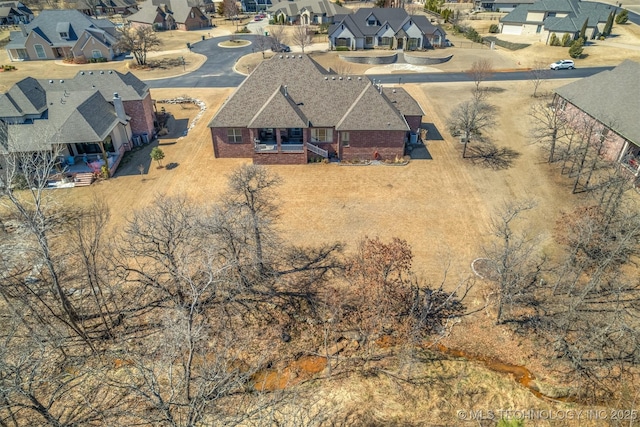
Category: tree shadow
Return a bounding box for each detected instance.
[466,143,521,170]
[166,162,179,170]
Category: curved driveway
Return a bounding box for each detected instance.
[145,33,614,88]
[145,34,259,88]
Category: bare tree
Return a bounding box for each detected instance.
[447,97,497,158]
[269,24,287,47]
[483,199,545,325]
[528,60,549,98]
[529,95,571,163]
[222,0,241,32]
[254,35,271,59]
[114,26,162,66]
[467,59,494,96]
[291,25,311,53]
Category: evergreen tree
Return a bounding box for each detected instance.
[549,33,560,46]
[615,9,628,24]
[579,18,589,42]
[569,38,584,58]
[603,11,614,36]
[561,33,572,46]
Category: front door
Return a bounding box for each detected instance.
[397,38,404,49]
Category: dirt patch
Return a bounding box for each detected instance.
[252,355,327,391]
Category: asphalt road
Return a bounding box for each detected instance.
[145,34,614,88]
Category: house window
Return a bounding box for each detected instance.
[34,44,46,59]
[365,36,374,45]
[380,37,392,47]
[227,128,243,143]
[290,128,302,138]
[408,38,419,50]
[191,11,195,18]
[341,132,350,147]
[92,50,103,58]
[311,128,332,143]
[367,17,376,26]
[59,31,68,38]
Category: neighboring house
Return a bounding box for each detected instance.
[5,10,119,62]
[554,60,640,181]
[267,0,352,25]
[499,0,613,44]
[0,1,33,25]
[475,0,535,13]
[72,0,139,17]
[243,0,272,13]
[0,70,155,177]
[208,54,424,165]
[328,8,446,51]
[127,0,211,31]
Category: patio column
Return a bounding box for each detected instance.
[276,128,282,152]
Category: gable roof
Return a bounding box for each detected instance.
[329,8,443,38]
[501,0,612,30]
[5,9,116,49]
[267,0,351,17]
[208,54,409,132]
[0,69,148,153]
[554,60,640,145]
[128,0,206,24]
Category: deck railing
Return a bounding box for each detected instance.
[306,142,328,158]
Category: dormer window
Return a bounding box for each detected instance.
[367,16,377,26]
[59,31,68,38]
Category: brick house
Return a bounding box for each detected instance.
[127,0,211,31]
[554,60,640,181]
[0,70,155,177]
[328,8,446,51]
[208,54,423,165]
[72,0,139,17]
[5,10,119,62]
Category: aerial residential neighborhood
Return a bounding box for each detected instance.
[1,0,640,424]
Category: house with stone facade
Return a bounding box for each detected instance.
[554,60,640,181]
[5,9,119,62]
[72,0,139,17]
[0,70,155,179]
[208,54,423,165]
[267,0,351,25]
[499,0,613,44]
[328,8,446,51]
[127,0,211,31]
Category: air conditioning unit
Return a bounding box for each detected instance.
[141,133,150,144]
[132,135,142,146]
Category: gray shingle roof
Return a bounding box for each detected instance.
[128,0,206,25]
[554,60,640,145]
[5,9,116,50]
[267,0,351,18]
[208,54,409,132]
[382,87,424,117]
[329,8,443,39]
[501,0,612,30]
[0,69,147,153]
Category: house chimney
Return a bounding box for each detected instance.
[20,23,27,37]
[284,85,288,97]
[113,92,127,121]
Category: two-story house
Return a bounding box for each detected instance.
[208,54,424,165]
[127,0,211,31]
[0,1,33,25]
[5,10,119,62]
[267,0,352,25]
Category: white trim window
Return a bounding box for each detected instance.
[227,128,243,143]
[92,49,103,58]
[341,131,350,147]
[34,44,46,59]
[311,128,332,143]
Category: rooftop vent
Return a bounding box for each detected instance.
[100,70,104,74]
[347,76,351,80]
[332,76,335,80]
[59,80,64,83]
[358,77,362,80]
[89,71,93,75]
[108,70,113,74]
[49,80,53,84]
[392,89,396,93]
[298,55,302,58]
[279,55,283,59]
[80,71,85,75]
[339,76,343,80]
[324,77,328,80]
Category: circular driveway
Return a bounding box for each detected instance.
[145,34,259,88]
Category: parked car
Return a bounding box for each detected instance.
[550,59,575,70]
[271,42,291,52]
[254,15,262,21]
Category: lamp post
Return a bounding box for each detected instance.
[181,56,185,71]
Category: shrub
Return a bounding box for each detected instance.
[483,36,529,50]
[568,38,583,58]
[549,33,560,46]
[489,24,499,33]
[335,46,349,51]
[235,26,251,33]
[561,33,572,47]
[615,9,628,24]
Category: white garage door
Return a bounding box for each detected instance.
[501,24,523,35]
